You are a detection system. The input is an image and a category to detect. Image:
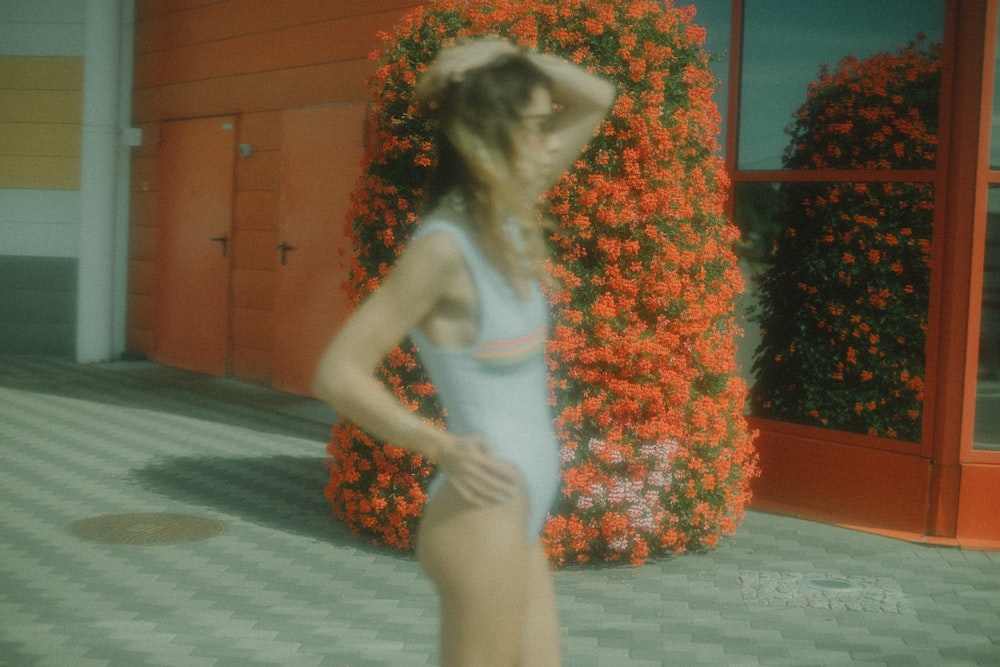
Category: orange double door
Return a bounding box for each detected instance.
[153,105,366,395]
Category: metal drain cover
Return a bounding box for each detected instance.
[806,577,859,591]
[68,513,225,545]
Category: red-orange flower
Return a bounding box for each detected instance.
[326,0,758,566]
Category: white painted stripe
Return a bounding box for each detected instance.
[0,0,85,57]
[0,189,79,257]
[0,25,84,57]
[0,0,85,23]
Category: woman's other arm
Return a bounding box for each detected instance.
[313,233,519,506]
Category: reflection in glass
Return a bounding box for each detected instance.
[732,182,781,385]
[745,181,932,441]
[739,0,944,170]
[782,37,941,172]
[991,8,1000,169]
[690,0,731,153]
[974,188,1000,451]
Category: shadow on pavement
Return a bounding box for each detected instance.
[0,356,336,442]
[132,454,404,557]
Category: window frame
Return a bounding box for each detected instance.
[724,0,949,459]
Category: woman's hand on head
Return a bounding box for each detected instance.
[416,37,520,103]
[436,433,521,507]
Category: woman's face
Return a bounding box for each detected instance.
[511,86,559,189]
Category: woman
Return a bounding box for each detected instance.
[314,38,614,666]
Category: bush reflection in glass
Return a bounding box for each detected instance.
[748,37,940,441]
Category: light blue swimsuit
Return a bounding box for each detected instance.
[410,217,560,536]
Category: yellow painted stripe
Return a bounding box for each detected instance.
[0,123,81,157]
[0,90,82,123]
[0,57,83,90]
[0,57,82,190]
[0,156,80,190]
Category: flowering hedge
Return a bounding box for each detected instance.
[325,0,758,565]
[750,37,940,441]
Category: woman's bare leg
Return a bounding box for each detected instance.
[518,542,561,666]
[417,481,548,666]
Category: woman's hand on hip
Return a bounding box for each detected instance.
[437,434,521,507]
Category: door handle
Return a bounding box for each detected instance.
[211,236,228,256]
[278,242,296,265]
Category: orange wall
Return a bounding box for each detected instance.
[128,0,421,380]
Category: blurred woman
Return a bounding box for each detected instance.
[314,38,614,666]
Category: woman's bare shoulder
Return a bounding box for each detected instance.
[406,210,472,263]
[407,225,465,267]
[389,223,471,295]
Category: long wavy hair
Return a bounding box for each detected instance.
[419,52,553,297]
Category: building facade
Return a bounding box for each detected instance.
[2,0,996,547]
[1,0,135,360]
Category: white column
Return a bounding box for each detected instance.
[112,1,137,356]
[76,0,123,362]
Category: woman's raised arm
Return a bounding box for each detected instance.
[528,51,617,184]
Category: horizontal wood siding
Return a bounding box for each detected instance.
[0,57,83,190]
[135,0,418,48]
[134,12,407,89]
[0,256,77,355]
[1,1,86,358]
[128,0,422,381]
[0,190,79,258]
[0,1,85,57]
[133,59,375,121]
[132,2,417,122]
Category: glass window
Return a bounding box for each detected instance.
[991,7,1000,169]
[690,0,731,154]
[976,9,1000,452]
[974,187,1000,451]
[739,180,933,442]
[738,0,945,170]
[732,181,781,387]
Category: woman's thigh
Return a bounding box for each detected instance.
[416,481,533,665]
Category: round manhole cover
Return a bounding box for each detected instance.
[68,513,225,545]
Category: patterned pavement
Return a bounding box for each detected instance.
[0,355,998,666]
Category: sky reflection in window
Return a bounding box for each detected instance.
[739,0,944,170]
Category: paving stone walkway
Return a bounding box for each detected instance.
[1,356,998,666]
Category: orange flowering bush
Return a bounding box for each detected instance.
[750,37,940,441]
[326,0,758,564]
